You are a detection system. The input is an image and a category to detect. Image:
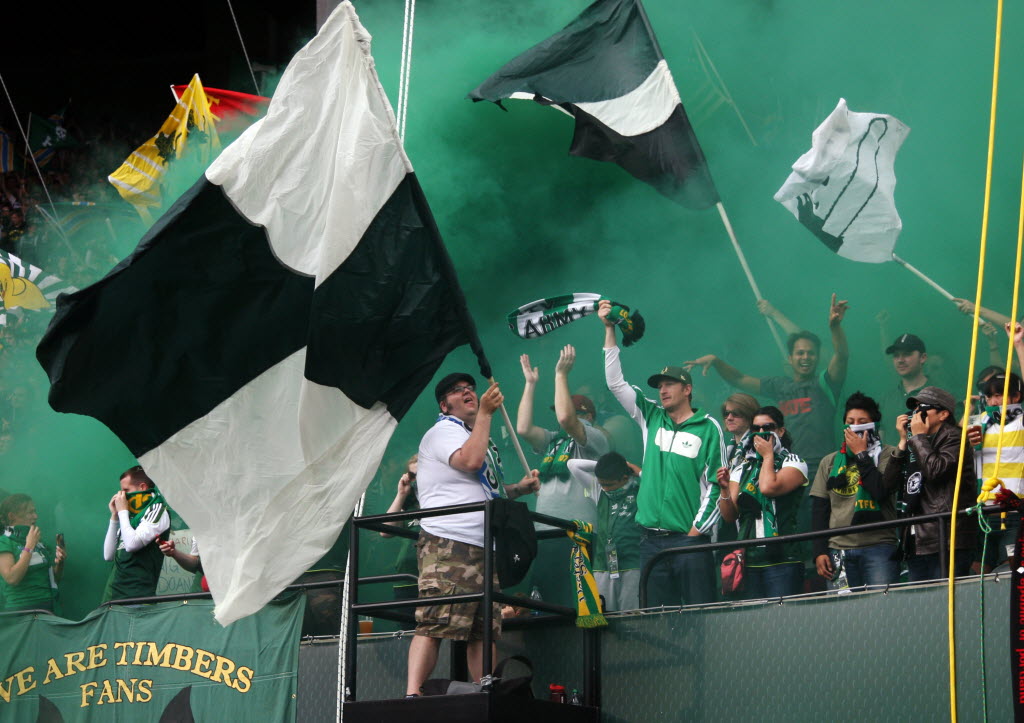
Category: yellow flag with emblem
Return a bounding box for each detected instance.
[107,74,220,216]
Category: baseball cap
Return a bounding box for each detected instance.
[886,333,926,355]
[906,386,956,413]
[550,394,596,417]
[594,452,629,481]
[981,372,1024,398]
[434,372,476,402]
[647,365,693,388]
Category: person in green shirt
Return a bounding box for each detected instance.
[568,452,643,611]
[721,406,809,599]
[0,494,65,612]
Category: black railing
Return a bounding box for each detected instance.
[638,503,1014,608]
[346,499,599,705]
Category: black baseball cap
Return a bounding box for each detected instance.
[434,372,476,402]
[886,333,926,355]
[647,365,693,388]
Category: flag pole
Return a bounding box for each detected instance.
[715,202,787,359]
[489,377,532,476]
[891,253,954,300]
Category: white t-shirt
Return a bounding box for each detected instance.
[534,421,610,526]
[417,416,502,548]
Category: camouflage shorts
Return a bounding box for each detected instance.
[414,530,501,641]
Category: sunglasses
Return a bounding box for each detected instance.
[915,404,937,413]
[722,409,746,419]
[445,385,475,396]
[751,423,778,432]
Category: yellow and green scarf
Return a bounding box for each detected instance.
[566,521,607,629]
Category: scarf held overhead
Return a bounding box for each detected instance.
[507,292,645,346]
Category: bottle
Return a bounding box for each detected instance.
[529,585,543,616]
[548,684,566,703]
[569,689,583,706]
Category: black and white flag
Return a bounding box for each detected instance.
[37,2,487,625]
[469,0,719,209]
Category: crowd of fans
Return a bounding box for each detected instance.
[2,124,1023,627]
[378,300,1024,619]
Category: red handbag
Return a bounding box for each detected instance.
[720,549,745,594]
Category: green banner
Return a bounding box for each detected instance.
[0,596,303,722]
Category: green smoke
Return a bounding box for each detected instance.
[5,0,1024,619]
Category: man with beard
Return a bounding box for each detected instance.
[878,333,931,435]
[599,300,727,606]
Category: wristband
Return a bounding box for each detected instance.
[22,547,33,553]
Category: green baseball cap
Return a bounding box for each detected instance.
[647,365,693,388]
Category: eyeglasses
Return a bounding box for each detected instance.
[751,423,777,432]
[722,409,745,419]
[445,385,475,396]
[915,404,937,413]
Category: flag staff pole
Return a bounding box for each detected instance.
[715,201,788,359]
[891,253,954,300]
[489,377,532,476]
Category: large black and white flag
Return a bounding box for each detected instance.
[468,0,719,209]
[37,2,487,625]
[774,98,910,263]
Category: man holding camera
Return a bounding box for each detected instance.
[884,387,976,581]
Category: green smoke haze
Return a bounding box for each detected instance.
[4,0,1024,618]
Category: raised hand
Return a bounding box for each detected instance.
[519,354,539,384]
[479,382,504,415]
[828,293,849,328]
[684,355,716,377]
[555,345,576,375]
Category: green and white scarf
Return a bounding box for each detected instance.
[825,423,883,524]
[538,435,575,480]
[736,434,787,540]
[506,292,645,346]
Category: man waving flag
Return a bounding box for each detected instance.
[37,2,488,625]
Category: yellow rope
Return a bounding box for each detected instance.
[978,166,1024,502]
[949,1,1003,719]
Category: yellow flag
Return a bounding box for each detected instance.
[108,74,220,213]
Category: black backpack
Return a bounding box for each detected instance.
[490,498,537,588]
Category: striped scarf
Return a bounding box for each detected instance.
[566,521,607,628]
[506,293,645,346]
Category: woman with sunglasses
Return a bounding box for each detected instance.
[720,393,759,468]
[0,494,65,612]
[720,406,808,598]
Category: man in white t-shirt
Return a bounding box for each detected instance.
[516,344,610,605]
[406,372,539,698]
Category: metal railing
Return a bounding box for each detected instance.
[346,498,600,705]
[638,503,1013,608]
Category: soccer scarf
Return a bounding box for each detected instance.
[6,525,56,592]
[538,434,575,481]
[985,403,1023,428]
[735,434,787,540]
[506,293,645,346]
[826,423,884,524]
[900,420,924,516]
[438,415,506,498]
[566,520,607,628]
[126,487,167,526]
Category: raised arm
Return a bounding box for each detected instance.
[685,354,761,395]
[953,298,1013,327]
[826,293,849,387]
[757,299,801,336]
[1010,321,1024,372]
[554,345,587,445]
[450,383,501,472]
[516,354,548,449]
[0,525,41,586]
[600,300,642,424]
[380,470,415,538]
